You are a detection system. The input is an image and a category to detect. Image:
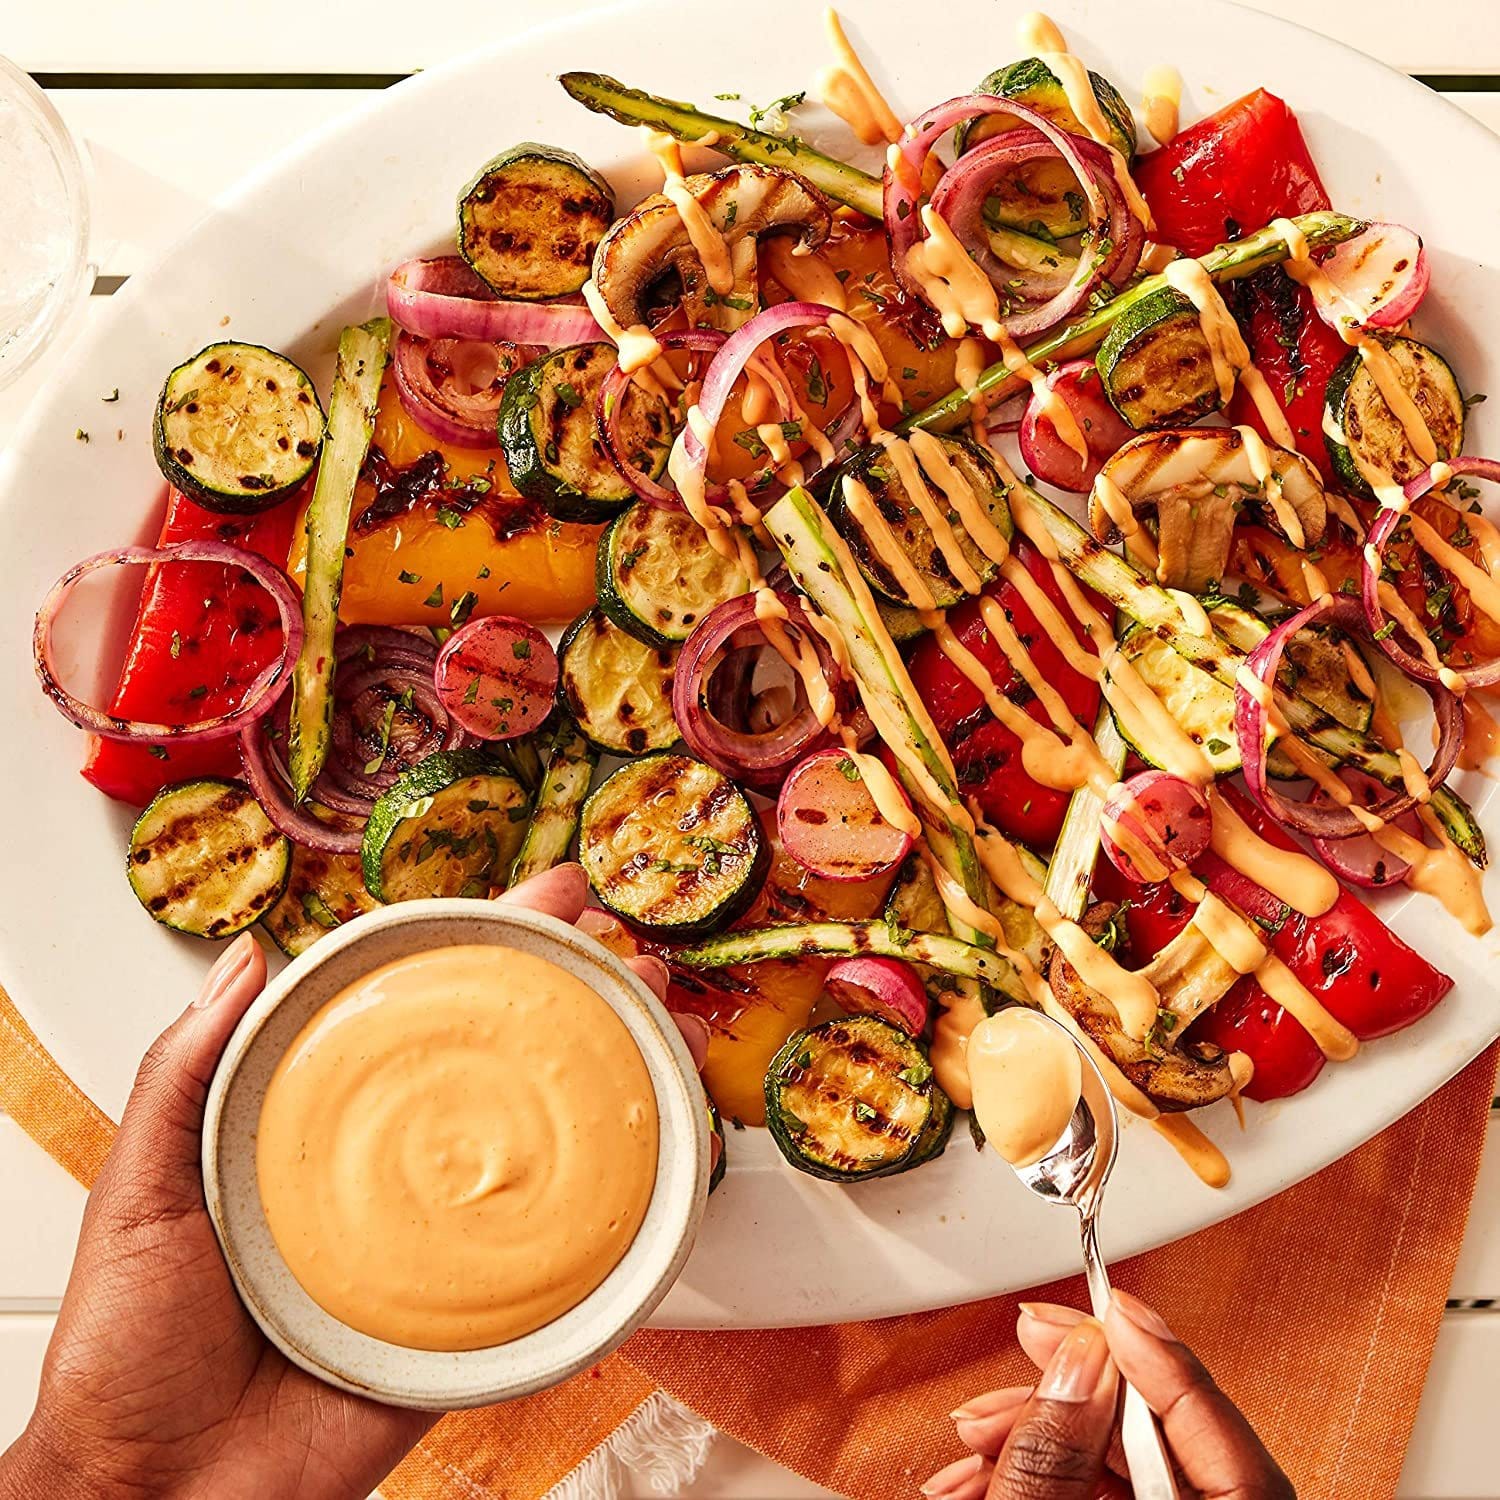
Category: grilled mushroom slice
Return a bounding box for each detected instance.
[1089,428,1327,593]
[1047,900,1253,1111]
[590,163,830,333]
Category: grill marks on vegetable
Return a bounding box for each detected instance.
[580,754,766,935]
[127,778,291,938]
[559,607,679,754]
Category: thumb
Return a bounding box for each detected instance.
[986,1317,1117,1500]
[1104,1290,1294,1499]
[95,931,267,1225]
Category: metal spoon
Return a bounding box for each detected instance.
[1004,1014,1180,1500]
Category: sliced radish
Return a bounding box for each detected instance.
[1310,768,1422,888]
[824,956,931,1037]
[1018,358,1136,493]
[434,614,558,740]
[1100,770,1212,885]
[777,747,914,882]
[1313,223,1429,332]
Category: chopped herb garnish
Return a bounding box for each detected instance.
[301,892,342,930]
[398,569,423,585]
[450,590,478,627]
[436,505,465,529]
[423,583,444,608]
[555,381,583,410]
[102,388,119,403]
[511,637,533,660]
[363,699,398,775]
[852,1100,877,1122]
[75,428,89,443]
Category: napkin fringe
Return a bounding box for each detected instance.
[542,1390,715,1500]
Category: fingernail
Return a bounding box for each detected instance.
[1018,1301,1088,1328]
[192,931,256,1009]
[634,954,670,989]
[920,1452,982,1496]
[950,1386,1029,1421]
[1037,1318,1109,1404]
[1110,1287,1176,1341]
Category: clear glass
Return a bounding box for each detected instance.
[0,55,92,391]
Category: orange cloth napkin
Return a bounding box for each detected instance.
[2,978,1491,1500]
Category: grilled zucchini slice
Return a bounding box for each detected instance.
[507,717,598,886]
[598,502,751,647]
[579,753,767,935]
[765,1015,948,1182]
[361,749,530,902]
[498,342,672,523]
[458,143,614,300]
[707,1098,727,1194]
[262,824,378,957]
[558,607,679,755]
[1323,335,1464,497]
[956,58,1136,237]
[1097,288,1225,430]
[127,778,290,938]
[153,343,324,512]
[833,432,1013,608]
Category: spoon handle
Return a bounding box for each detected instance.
[1080,1214,1180,1500]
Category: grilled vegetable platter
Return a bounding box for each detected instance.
[33,9,1500,1198]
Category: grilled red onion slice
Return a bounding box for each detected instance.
[34,542,301,743]
[387,256,603,346]
[392,330,535,448]
[673,591,846,788]
[600,318,863,510]
[885,95,1142,340]
[1361,458,1500,689]
[672,301,852,522]
[240,717,365,855]
[1233,595,1461,840]
[597,328,729,507]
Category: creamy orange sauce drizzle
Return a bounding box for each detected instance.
[1207,788,1337,917]
[762,236,849,313]
[582,279,663,375]
[644,127,735,296]
[969,1009,1083,1167]
[1153,1115,1231,1187]
[1092,470,1160,568]
[1141,64,1182,146]
[1015,12,1153,228]
[972,816,1163,1040]
[256,945,657,1352]
[817,8,905,146]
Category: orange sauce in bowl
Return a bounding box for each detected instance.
[256,944,658,1351]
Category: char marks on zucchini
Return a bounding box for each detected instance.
[128,778,290,938]
[765,1015,948,1181]
[558,607,679,755]
[579,753,766,936]
[154,343,324,512]
[458,143,615,300]
[499,342,672,523]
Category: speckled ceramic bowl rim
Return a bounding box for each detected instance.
[202,900,708,1410]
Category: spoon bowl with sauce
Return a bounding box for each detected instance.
[202,898,708,1410]
[969,1008,1179,1500]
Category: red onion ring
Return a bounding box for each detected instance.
[34,542,301,743]
[885,96,1141,341]
[1233,595,1461,840]
[324,660,467,799]
[392,330,534,448]
[1361,457,1500,689]
[240,717,365,855]
[672,301,848,523]
[387,256,603,346]
[673,592,846,788]
[927,128,1142,340]
[604,312,865,512]
[1310,769,1421,888]
[596,328,729,507]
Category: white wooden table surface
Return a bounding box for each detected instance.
[1,5,1497,1495]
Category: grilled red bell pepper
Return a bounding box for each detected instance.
[1136,88,1331,258]
[1137,88,1348,483]
[81,488,299,806]
[906,543,1101,848]
[1099,786,1453,1100]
